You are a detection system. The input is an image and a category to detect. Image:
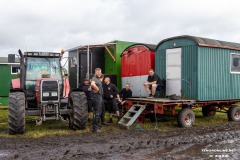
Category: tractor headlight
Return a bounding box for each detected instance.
[51,92,58,96]
[43,92,49,97]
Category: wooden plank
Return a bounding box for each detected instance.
[104,46,116,61]
[126,98,195,103]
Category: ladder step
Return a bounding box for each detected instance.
[128,110,138,113]
[123,116,132,119]
[118,121,127,126]
[118,104,146,128]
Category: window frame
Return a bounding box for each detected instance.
[11,65,20,74]
[230,53,240,74]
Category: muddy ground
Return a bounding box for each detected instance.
[0,122,240,160]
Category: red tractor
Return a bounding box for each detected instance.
[8,50,88,134]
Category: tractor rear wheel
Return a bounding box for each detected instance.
[8,92,26,134]
[227,105,240,122]
[69,92,88,130]
[177,108,195,128]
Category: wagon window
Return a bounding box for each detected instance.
[11,65,20,74]
[231,53,240,74]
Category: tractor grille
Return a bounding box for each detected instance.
[41,80,59,101]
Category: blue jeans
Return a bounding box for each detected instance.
[92,94,103,131]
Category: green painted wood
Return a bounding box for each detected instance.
[0,64,18,96]
[105,41,135,89]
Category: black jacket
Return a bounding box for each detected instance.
[118,88,132,101]
[103,83,118,100]
[147,73,162,85]
[79,83,92,100]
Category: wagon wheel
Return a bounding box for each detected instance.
[202,105,216,117]
[136,115,146,123]
[227,105,240,122]
[177,108,195,128]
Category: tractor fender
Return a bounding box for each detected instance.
[11,78,20,89]
[10,78,25,93]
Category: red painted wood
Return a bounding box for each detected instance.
[121,45,155,77]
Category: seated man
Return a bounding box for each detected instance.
[117,83,132,105]
[117,83,132,115]
[143,69,162,98]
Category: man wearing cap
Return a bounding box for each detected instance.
[79,78,92,122]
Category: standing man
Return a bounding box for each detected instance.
[103,77,119,123]
[79,78,92,123]
[91,68,103,132]
[99,74,108,126]
[143,69,162,98]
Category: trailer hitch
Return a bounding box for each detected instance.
[59,115,69,126]
[36,118,43,126]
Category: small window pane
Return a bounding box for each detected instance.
[11,66,20,74]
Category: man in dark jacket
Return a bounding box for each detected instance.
[79,78,92,122]
[117,83,132,115]
[117,83,132,105]
[103,77,119,123]
[144,69,162,98]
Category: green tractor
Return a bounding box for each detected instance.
[8,50,88,134]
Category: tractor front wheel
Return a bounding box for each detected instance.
[8,92,26,134]
[177,108,195,128]
[69,92,88,130]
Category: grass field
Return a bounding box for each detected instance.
[0,105,231,138]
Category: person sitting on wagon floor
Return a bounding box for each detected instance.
[103,77,119,123]
[117,83,132,114]
[144,69,162,98]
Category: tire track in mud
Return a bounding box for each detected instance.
[60,129,240,160]
[0,122,240,159]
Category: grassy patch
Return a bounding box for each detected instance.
[0,106,231,138]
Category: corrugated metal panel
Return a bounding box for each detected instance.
[156,36,240,101]
[198,47,240,101]
[105,41,135,89]
[181,45,198,99]
[156,46,199,99]
[0,64,18,96]
[155,49,166,80]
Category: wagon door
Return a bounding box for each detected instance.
[166,48,181,96]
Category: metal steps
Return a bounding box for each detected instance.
[118,104,146,128]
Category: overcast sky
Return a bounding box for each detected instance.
[1,0,240,57]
